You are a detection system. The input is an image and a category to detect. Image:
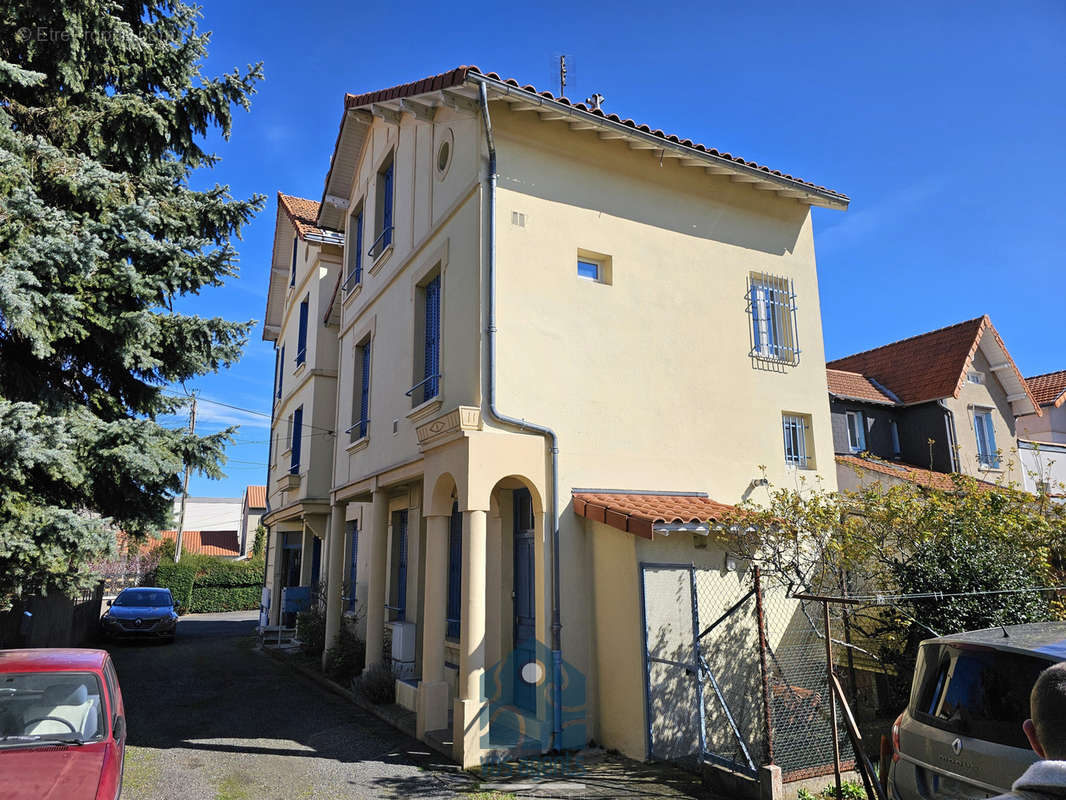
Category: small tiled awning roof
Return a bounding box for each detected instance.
[826,368,899,405]
[1027,370,1066,408]
[573,491,738,540]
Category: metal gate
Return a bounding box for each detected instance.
[638,562,761,777]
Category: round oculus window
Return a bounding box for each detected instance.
[436,139,451,176]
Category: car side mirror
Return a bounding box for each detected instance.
[106,599,112,606]
[113,716,125,740]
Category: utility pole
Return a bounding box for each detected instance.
[174,393,197,563]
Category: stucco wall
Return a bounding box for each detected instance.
[1019,405,1066,445]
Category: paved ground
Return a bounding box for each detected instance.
[107,611,713,800]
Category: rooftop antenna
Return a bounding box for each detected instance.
[559,54,567,97]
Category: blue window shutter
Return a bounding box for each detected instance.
[446,502,462,639]
[423,276,441,402]
[354,211,363,284]
[278,345,285,397]
[290,406,303,474]
[382,165,393,248]
[396,510,408,622]
[290,237,297,286]
[296,297,309,364]
[347,522,359,612]
[359,340,371,438]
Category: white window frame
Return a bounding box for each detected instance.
[748,273,800,365]
[783,413,813,469]
[846,410,867,453]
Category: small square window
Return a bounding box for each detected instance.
[577,259,599,280]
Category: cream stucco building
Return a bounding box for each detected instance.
[260,66,849,769]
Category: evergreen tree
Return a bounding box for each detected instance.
[0,1,264,607]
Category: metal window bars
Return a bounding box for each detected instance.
[345,417,369,442]
[405,373,441,402]
[747,273,800,366]
[783,414,811,469]
[367,225,394,260]
[341,267,362,293]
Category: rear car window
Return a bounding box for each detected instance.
[910,643,1050,749]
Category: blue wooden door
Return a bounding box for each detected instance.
[513,489,536,712]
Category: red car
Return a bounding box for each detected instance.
[0,649,126,800]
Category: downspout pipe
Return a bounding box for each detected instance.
[475,79,564,750]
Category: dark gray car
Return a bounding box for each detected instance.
[101,586,179,642]
[889,622,1066,800]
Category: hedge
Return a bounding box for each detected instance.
[150,555,264,614]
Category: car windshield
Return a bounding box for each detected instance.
[114,589,172,607]
[911,643,1050,749]
[0,671,106,745]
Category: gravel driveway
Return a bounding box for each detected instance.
[106,611,469,800]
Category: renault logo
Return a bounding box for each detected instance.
[951,738,962,755]
[134,618,142,627]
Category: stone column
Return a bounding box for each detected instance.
[453,509,487,767]
[322,504,347,667]
[364,491,390,669]
[416,513,450,737]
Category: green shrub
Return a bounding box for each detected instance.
[354,663,395,705]
[153,560,194,612]
[798,781,866,800]
[297,606,326,656]
[324,624,366,685]
[149,553,264,614]
[252,525,266,558]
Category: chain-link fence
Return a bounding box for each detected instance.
[640,562,854,783]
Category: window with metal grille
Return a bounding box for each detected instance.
[446,502,462,639]
[369,156,394,260]
[296,295,309,365]
[782,412,813,469]
[343,206,364,293]
[289,236,297,287]
[289,406,303,475]
[747,273,800,365]
[389,510,408,622]
[347,521,359,612]
[974,408,999,468]
[348,337,371,441]
[846,410,866,453]
[408,273,442,405]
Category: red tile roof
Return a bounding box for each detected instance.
[835,455,1000,492]
[573,491,738,539]
[336,66,847,204]
[826,369,899,405]
[278,193,330,241]
[157,530,241,557]
[1027,370,1066,408]
[827,316,1039,414]
[245,485,266,509]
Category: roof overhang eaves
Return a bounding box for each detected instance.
[828,391,900,407]
[968,319,1043,417]
[469,74,850,210]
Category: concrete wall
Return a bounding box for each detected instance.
[171,496,242,531]
[1019,404,1066,445]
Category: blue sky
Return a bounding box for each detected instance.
[171,0,1066,497]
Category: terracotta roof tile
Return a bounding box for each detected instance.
[573,491,737,539]
[827,317,988,405]
[337,66,847,204]
[245,485,266,509]
[1027,370,1066,408]
[835,455,1000,492]
[157,530,241,557]
[826,369,899,405]
[278,193,332,241]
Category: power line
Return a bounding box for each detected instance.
[824,585,1066,605]
[163,390,335,436]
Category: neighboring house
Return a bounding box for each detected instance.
[155,529,242,558]
[260,66,848,768]
[261,193,344,618]
[1016,371,1066,496]
[241,485,267,557]
[826,316,1041,491]
[171,496,242,532]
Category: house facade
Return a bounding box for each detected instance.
[826,316,1041,491]
[260,66,848,768]
[1017,371,1066,496]
[261,194,344,619]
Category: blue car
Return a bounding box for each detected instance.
[101,587,179,643]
